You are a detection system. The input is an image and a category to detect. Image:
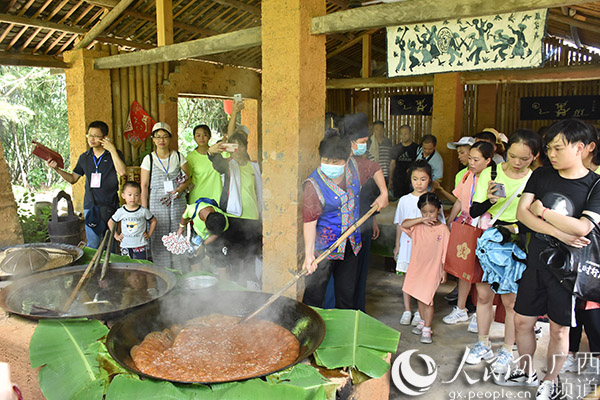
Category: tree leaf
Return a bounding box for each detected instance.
[267,363,332,400]
[29,319,108,400]
[313,309,400,378]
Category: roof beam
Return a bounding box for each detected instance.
[0,52,69,68]
[212,0,260,16]
[0,12,86,34]
[85,0,119,7]
[94,26,261,69]
[73,0,136,50]
[549,12,600,34]
[312,0,597,35]
[156,0,173,46]
[124,10,217,36]
[326,64,600,88]
[462,64,600,84]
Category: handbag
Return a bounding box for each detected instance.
[539,180,600,303]
[444,221,484,283]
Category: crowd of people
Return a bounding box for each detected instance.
[302,114,599,400]
[47,102,262,289]
[47,106,599,400]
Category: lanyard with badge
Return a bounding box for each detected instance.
[90,152,104,188]
[156,151,174,193]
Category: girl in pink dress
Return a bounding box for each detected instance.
[401,193,450,344]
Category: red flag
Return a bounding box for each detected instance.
[124,101,155,147]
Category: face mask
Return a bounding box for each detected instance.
[353,143,367,156]
[320,163,345,179]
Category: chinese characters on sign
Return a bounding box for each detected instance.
[390,95,433,116]
[520,96,600,120]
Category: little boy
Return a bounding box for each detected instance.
[108,181,157,260]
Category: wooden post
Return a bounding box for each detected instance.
[261,0,326,296]
[362,34,371,79]
[63,49,113,212]
[110,46,124,155]
[475,84,498,132]
[431,72,463,191]
[156,0,174,47]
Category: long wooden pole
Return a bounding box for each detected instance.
[311,0,596,35]
[73,0,136,50]
[94,26,261,69]
[239,204,379,324]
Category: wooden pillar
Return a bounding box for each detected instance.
[475,84,498,132]
[156,0,174,46]
[63,49,113,212]
[0,141,23,245]
[431,72,463,191]
[361,34,371,79]
[261,0,326,295]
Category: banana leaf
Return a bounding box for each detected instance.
[29,319,109,400]
[313,308,400,379]
[105,374,313,400]
[267,363,334,400]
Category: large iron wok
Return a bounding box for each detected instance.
[106,289,326,384]
[0,242,84,280]
[0,263,177,320]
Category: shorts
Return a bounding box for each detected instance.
[121,246,148,260]
[514,265,573,327]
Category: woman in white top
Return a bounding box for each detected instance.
[140,122,191,269]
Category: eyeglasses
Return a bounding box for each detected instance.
[86,135,104,139]
[153,136,170,140]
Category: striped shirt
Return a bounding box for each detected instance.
[367,137,393,180]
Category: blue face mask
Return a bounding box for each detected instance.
[353,142,367,156]
[320,163,345,179]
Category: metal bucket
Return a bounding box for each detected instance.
[47,191,82,246]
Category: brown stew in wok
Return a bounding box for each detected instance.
[130,314,300,382]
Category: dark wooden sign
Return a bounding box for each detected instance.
[520,96,600,120]
[390,94,433,116]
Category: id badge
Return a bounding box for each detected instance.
[163,180,174,193]
[90,172,102,188]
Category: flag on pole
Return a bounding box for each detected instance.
[123,100,154,147]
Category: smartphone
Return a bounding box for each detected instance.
[222,143,238,153]
[494,183,506,198]
[234,93,242,103]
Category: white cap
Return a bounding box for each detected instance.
[447,136,475,150]
[152,121,172,136]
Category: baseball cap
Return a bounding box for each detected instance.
[152,121,172,136]
[447,136,475,150]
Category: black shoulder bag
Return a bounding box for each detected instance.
[539,178,600,303]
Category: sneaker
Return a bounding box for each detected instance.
[467,314,478,333]
[411,311,422,326]
[535,324,543,340]
[491,348,514,374]
[444,286,459,301]
[494,368,539,387]
[443,306,469,324]
[466,341,494,365]
[420,329,433,344]
[400,311,412,325]
[411,320,425,335]
[559,354,579,373]
[535,379,562,400]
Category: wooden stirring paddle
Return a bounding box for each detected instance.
[239,204,379,324]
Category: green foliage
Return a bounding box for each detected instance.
[16,191,50,243]
[0,66,69,189]
[30,319,110,400]
[177,98,229,154]
[313,308,401,379]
